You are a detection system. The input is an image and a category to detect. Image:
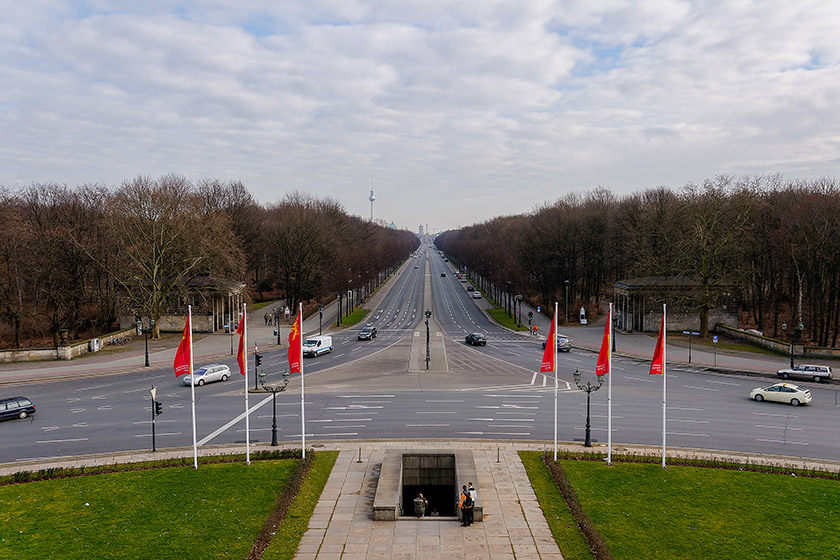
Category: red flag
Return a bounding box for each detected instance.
[650,315,665,375]
[540,313,556,372]
[595,309,610,376]
[288,311,302,374]
[236,313,246,375]
[173,317,191,377]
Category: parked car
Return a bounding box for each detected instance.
[358,326,377,340]
[465,333,487,346]
[183,364,231,386]
[466,284,474,291]
[414,265,419,269]
[0,396,36,420]
[541,335,572,352]
[750,382,811,406]
[776,364,832,383]
[460,278,467,283]
[472,291,481,299]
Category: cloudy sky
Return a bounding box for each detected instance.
[2,1,839,231]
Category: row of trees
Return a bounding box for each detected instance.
[0,175,418,348]
[436,175,840,347]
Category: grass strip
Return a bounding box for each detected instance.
[0,458,298,559]
[339,308,370,328]
[488,308,529,331]
[518,451,594,560]
[260,450,339,560]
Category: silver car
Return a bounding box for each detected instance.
[182,364,231,386]
[542,335,572,353]
[776,364,832,383]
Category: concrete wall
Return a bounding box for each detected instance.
[0,329,135,363]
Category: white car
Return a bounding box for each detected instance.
[182,364,231,386]
[750,382,811,406]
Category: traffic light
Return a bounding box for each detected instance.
[255,353,262,368]
[154,400,163,416]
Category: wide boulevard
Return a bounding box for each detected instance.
[2,246,839,465]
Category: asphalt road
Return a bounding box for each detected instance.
[2,244,840,464]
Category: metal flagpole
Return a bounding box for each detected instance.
[662,303,667,468]
[299,302,306,459]
[188,306,198,469]
[607,302,612,466]
[553,302,558,461]
[243,303,250,465]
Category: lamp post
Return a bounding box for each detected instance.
[150,385,157,452]
[573,368,604,447]
[138,317,155,367]
[564,280,570,326]
[781,322,803,369]
[319,304,323,335]
[259,370,291,446]
[425,310,432,370]
[516,295,523,329]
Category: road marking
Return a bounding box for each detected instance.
[669,419,710,424]
[755,438,809,445]
[72,422,88,428]
[626,376,655,383]
[497,411,537,415]
[324,405,383,409]
[36,438,89,444]
[66,397,82,403]
[286,432,358,438]
[337,395,395,398]
[705,380,740,386]
[310,418,373,422]
[666,431,709,437]
[91,395,107,400]
[132,420,175,424]
[425,400,465,403]
[97,405,112,411]
[321,424,366,429]
[123,387,152,394]
[416,411,457,415]
[754,425,803,430]
[405,424,450,427]
[196,394,273,446]
[41,426,60,432]
[134,433,182,438]
[668,406,704,412]
[70,408,86,414]
[457,431,530,436]
[76,383,111,391]
[752,412,798,418]
[682,385,719,392]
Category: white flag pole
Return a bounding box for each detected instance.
[662,303,667,468]
[188,305,198,469]
[607,302,612,466]
[243,303,250,465]
[299,302,306,459]
[553,302,558,461]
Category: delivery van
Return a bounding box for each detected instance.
[302,336,333,358]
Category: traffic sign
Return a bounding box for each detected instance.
[713,335,718,344]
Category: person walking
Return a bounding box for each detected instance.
[459,485,473,527]
[413,493,428,518]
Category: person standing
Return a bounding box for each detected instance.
[459,485,473,527]
[413,493,427,518]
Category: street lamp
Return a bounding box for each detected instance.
[319,303,323,335]
[425,309,432,370]
[573,368,604,447]
[137,317,155,367]
[564,280,570,326]
[781,322,803,369]
[259,370,291,446]
[516,295,523,329]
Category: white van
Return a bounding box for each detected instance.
[302,336,333,358]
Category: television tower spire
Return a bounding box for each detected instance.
[368,170,375,222]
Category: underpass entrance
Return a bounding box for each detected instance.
[401,453,456,517]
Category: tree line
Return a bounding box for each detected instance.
[0,175,418,348]
[436,175,840,347]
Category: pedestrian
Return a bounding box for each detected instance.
[413,493,427,518]
[264,313,269,325]
[468,481,477,504]
[459,485,473,527]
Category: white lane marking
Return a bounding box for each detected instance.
[72,422,88,428]
[132,420,175,424]
[97,405,111,411]
[755,438,809,445]
[668,419,710,424]
[41,426,61,432]
[457,431,530,436]
[91,395,107,400]
[123,387,152,394]
[626,376,655,383]
[752,412,798,418]
[310,418,373,422]
[754,425,803,430]
[286,432,358,438]
[417,411,457,415]
[425,400,465,403]
[70,408,86,414]
[668,407,705,411]
[497,411,537,415]
[134,433,182,437]
[196,394,273,446]
[321,424,366,429]
[336,395,395,398]
[705,380,740,386]
[76,383,112,391]
[324,405,383,410]
[682,385,719,392]
[36,438,89,444]
[66,398,82,403]
[666,432,709,437]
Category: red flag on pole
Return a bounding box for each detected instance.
[173,317,191,377]
[236,312,246,375]
[650,315,665,375]
[288,310,302,374]
[540,312,556,372]
[595,309,610,376]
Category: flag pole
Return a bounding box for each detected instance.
[607,302,612,466]
[188,305,198,469]
[662,303,667,468]
[243,303,250,465]
[299,302,306,459]
[553,302,558,461]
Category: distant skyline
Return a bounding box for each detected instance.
[2,2,839,231]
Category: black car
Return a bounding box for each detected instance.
[440,272,446,277]
[0,396,36,420]
[465,333,487,346]
[358,326,377,340]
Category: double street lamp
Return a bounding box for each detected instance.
[136,316,155,368]
[259,370,291,446]
[573,368,604,447]
[424,310,432,370]
[781,322,804,369]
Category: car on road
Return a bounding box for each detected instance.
[414,265,419,269]
[750,382,811,406]
[183,364,231,386]
[0,396,36,420]
[303,335,333,357]
[776,364,832,383]
[440,272,446,277]
[541,335,572,352]
[472,291,481,299]
[358,326,377,340]
[465,333,487,346]
[460,278,467,283]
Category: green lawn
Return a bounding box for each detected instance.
[522,453,840,559]
[339,307,370,327]
[0,460,297,560]
[488,307,529,331]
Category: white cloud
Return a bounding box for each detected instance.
[1,1,839,230]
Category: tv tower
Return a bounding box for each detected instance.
[368,171,375,222]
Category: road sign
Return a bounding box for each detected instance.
[537,306,541,313]
[713,335,718,344]
[682,331,700,336]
